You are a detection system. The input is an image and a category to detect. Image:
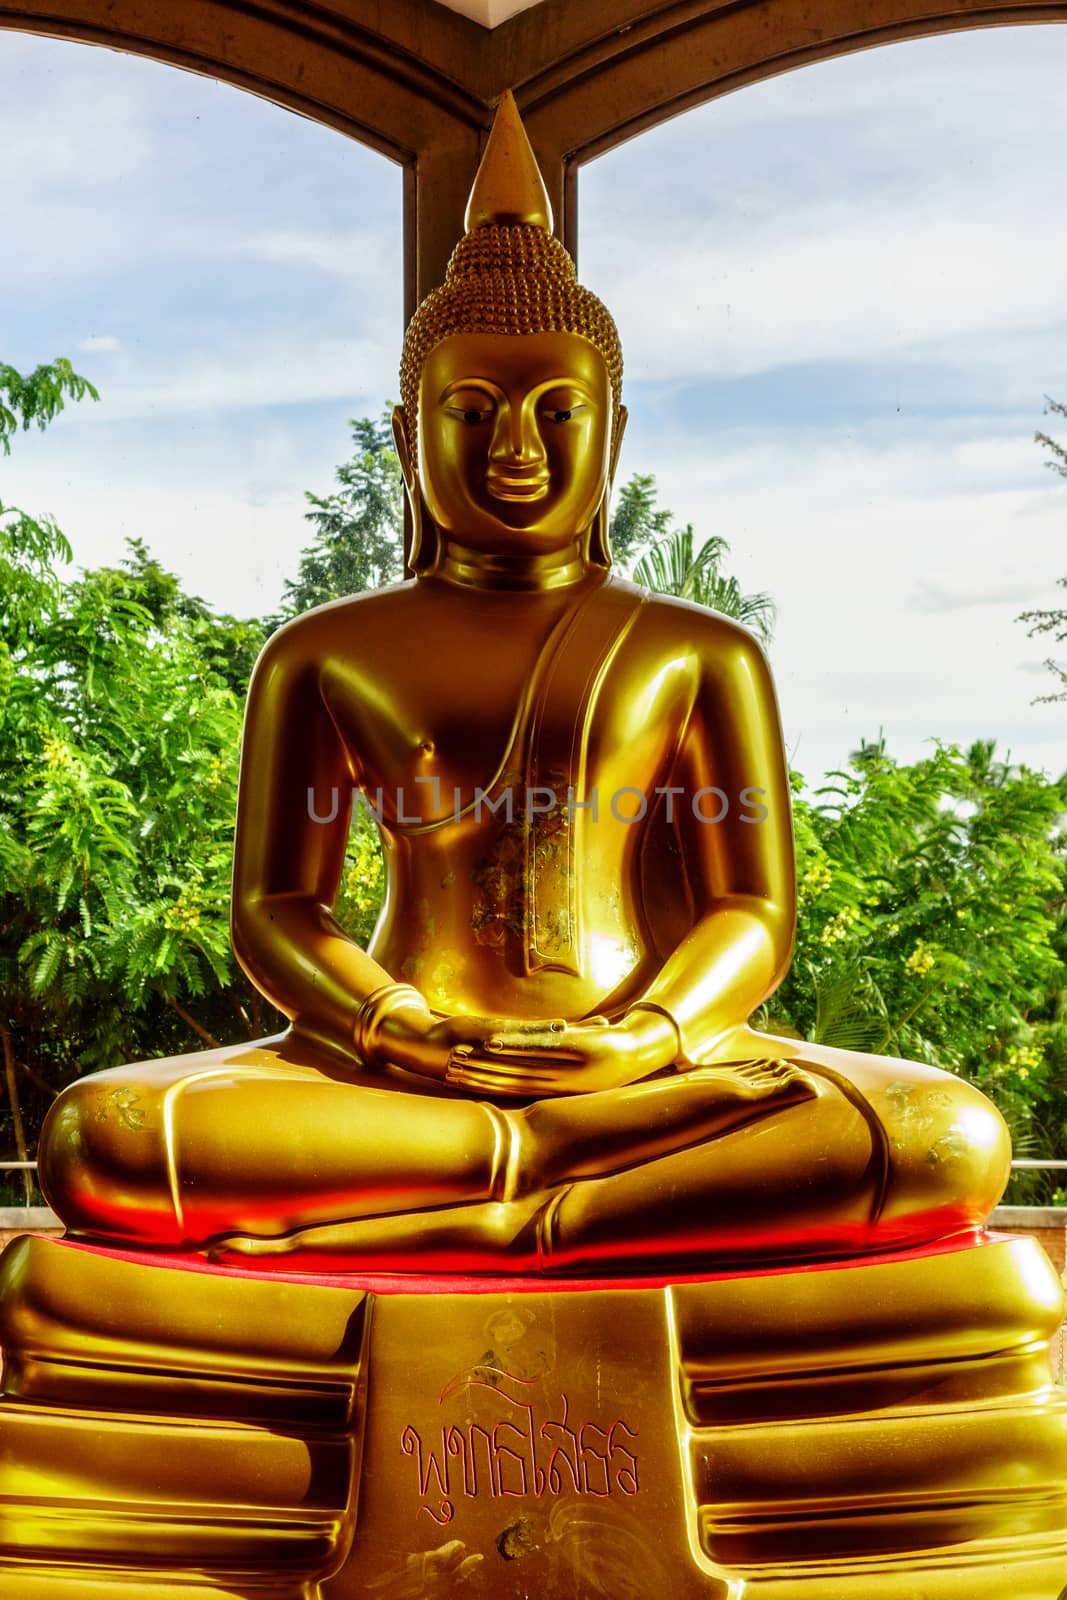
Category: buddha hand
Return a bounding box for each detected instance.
[440,1007,680,1097]
[369,995,585,1088]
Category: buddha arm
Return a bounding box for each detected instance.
[230,626,400,1065]
[631,627,796,1063]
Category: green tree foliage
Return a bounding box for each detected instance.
[0,358,98,454]
[274,412,404,620]
[87,538,267,697]
[3,360,99,1195]
[1034,397,1067,480]
[611,472,777,644]
[1018,398,1066,704]
[1,364,259,1196]
[1,518,262,1198]
[632,525,777,645]
[266,412,405,921]
[1,393,395,1192]
[608,473,673,566]
[764,740,1067,1195]
[1,512,385,1195]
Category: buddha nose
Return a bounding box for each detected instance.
[490,400,546,468]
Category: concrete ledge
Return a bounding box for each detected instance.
[0,1208,60,1231]
[991,1207,1067,1229]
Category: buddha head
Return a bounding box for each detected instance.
[393,92,626,574]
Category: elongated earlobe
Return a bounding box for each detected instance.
[588,405,629,570]
[610,405,628,485]
[391,405,413,491]
[392,406,434,574]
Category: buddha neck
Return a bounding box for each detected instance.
[432,534,597,593]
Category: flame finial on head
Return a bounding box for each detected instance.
[400,91,621,431]
[464,89,554,234]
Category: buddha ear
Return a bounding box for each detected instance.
[392,404,434,575]
[588,405,629,571]
[391,405,415,495]
[609,404,628,488]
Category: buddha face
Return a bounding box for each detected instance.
[414,330,613,556]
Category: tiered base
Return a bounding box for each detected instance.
[1,1231,1066,1598]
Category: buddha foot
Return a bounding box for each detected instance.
[1,1232,1067,1597]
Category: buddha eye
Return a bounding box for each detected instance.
[445,392,495,425]
[445,405,493,424]
[541,397,588,425]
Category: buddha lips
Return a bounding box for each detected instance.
[305,783,770,827]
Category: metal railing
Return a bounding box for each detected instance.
[6,1164,1067,1177]
[4,1160,1067,1175]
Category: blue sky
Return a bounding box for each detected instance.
[2,23,1065,784]
[2,30,404,617]
[580,27,1067,782]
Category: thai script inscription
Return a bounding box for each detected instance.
[400,1365,639,1525]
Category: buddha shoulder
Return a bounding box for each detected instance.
[629,583,772,682]
[249,579,421,686]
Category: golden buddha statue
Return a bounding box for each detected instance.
[4,94,1067,1600]
[36,95,1008,1276]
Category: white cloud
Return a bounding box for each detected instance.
[61,334,398,423]
[240,227,389,279]
[583,167,1067,386]
[910,578,1038,614]
[581,26,1067,387]
[0,34,403,425]
[3,410,360,617]
[608,416,1067,779]
[0,32,401,304]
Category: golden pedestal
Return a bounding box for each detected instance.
[1,1231,1066,1598]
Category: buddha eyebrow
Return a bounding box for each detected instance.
[537,376,594,392]
[439,378,503,403]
